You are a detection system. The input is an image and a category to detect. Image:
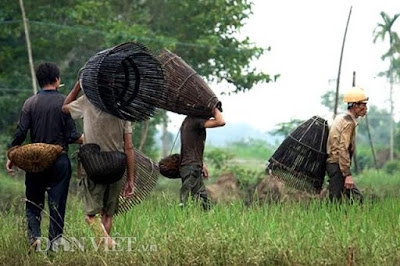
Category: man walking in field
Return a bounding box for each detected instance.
[179,107,225,210]
[6,62,82,251]
[326,86,368,202]
[62,81,135,247]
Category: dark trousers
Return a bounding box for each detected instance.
[179,164,210,210]
[25,153,71,245]
[326,163,363,203]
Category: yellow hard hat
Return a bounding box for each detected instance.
[343,86,369,103]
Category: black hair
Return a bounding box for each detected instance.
[347,103,354,110]
[35,62,60,88]
[347,102,367,110]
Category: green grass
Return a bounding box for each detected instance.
[356,169,400,198]
[2,163,400,265]
[1,183,400,265]
[0,174,25,212]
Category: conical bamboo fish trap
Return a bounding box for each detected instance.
[157,48,221,117]
[117,149,160,214]
[7,143,63,173]
[267,116,329,194]
[80,42,166,122]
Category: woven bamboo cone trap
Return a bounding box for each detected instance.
[80,42,166,122]
[157,48,221,117]
[7,143,63,173]
[267,116,329,194]
[117,149,160,214]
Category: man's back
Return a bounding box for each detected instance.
[180,116,207,167]
[68,95,131,152]
[11,90,78,151]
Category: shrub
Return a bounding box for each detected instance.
[383,160,400,175]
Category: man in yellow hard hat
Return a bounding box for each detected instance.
[326,86,368,202]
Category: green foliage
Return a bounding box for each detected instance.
[383,160,400,175]
[0,0,274,154]
[357,169,400,198]
[132,111,167,161]
[354,145,375,170]
[320,90,345,114]
[0,175,25,212]
[225,138,274,161]
[227,165,264,191]
[204,148,234,170]
[270,119,304,138]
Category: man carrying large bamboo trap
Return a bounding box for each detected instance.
[62,81,135,248]
[179,107,225,210]
[326,86,368,203]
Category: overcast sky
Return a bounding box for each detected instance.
[168,0,400,134]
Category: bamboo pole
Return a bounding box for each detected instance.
[365,114,378,169]
[139,120,149,151]
[353,71,378,170]
[389,77,394,161]
[352,71,359,174]
[334,6,352,119]
[19,0,37,95]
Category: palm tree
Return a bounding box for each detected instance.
[373,11,400,161]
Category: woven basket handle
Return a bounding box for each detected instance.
[117,57,141,107]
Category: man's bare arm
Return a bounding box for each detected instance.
[123,133,135,198]
[204,108,226,128]
[62,81,81,114]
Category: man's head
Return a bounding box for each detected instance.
[343,86,368,118]
[35,62,60,88]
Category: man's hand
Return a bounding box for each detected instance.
[6,159,14,176]
[202,164,209,179]
[123,178,135,198]
[344,175,355,189]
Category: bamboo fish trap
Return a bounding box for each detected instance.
[80,42,166,122]
[7,143,63,173]
[267,116,329,194]
[117,149,160,214]
[158,153,181,179]
[78,144,127,184]
[157,48,221,117]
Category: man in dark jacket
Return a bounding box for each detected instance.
[6,62,82,250]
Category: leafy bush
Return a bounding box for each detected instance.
[204,148,234,170]
[383,160,400,175]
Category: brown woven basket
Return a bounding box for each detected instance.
[157,48,221,117]
[7,143,63,173]
[158,153,181,179]
[117,149,160,214]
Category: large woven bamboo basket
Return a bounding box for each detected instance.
[117,149,159,214]
[78,144,127,184]
[157,48,221,117]
[158,153,181,179]
[80,42,166,122]
[267,116,329,194]
[7,143,63,173]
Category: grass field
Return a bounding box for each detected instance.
[1,170,400,265]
